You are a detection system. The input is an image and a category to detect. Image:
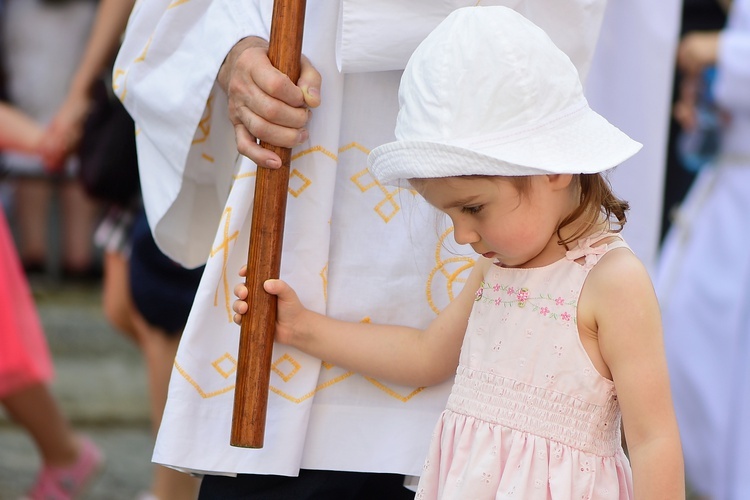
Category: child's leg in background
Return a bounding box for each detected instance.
[2,382,79,467]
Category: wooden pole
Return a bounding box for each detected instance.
[231,0,307,449]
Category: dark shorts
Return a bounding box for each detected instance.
[129,211,204,335]
[198,470,416,500]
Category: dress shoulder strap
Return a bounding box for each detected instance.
[564,232,631,270]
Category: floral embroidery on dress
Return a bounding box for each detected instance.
[474,281,577,325]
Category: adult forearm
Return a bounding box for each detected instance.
[69,0,136,98]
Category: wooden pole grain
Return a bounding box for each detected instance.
[231,0,307,449]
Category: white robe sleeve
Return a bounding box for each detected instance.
[715,0,750,112]
[337,0,608,82]
[113,0,274,267]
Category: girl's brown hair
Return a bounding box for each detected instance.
[511,173,629,249]
[412,173,629,250]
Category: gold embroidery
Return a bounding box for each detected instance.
[269,369,425,404]
[134,35,152,63]
[351,169,410,223]
[271,354,301,382]
[112,68,127,101]
[234,170,256,181]
[232,143,339,196]
[174,361,235,399]
[426,228,475,314]
[191,95,213,145]
[320,263,328,302]
[338,142,369,155]
[291,144,337,162]
[211,353,237,379]
[364,378,425,402]
[342,142,417,223]
[288,169,312,197]
[270,372,356,404]
[209,207,240,322]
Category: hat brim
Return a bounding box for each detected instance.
[367,105,642,186]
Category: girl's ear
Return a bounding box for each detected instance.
[547,173,574,190]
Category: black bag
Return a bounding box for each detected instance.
[78,78,140,206]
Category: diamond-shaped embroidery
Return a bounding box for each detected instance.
[374,195,400,222]
[351,169,379,191]
[351,169,407,223]
[211,353,237,379]
[272,353,301,382]
[288,169,311,197]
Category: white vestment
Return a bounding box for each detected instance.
[114,0,679,476]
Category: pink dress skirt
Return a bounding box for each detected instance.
[0,205,53,398]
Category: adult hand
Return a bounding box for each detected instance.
[218,36,321,169]
[0,102,45,154]
[673,31,721,131]
[676,31,720,77]
[673,75,699,131]
[41,91,91,172]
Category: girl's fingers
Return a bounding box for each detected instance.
[234,283,248,300]
[263,279,280,295]
[232,298,248,313]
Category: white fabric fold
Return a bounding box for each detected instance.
[336,0,607,82]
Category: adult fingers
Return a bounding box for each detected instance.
[298,55,321,109]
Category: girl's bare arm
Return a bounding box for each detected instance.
[587,250,685,499]
[236,259,488,387]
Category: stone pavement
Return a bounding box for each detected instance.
[0,280,154,500]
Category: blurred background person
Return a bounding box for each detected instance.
[0,0,101,282]
[661,0,730,241]
[655,0,750,498]
[0,101,104,500]
[44,0,203,496]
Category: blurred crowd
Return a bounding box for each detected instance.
[1,1,201,499]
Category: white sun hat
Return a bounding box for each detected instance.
[367,6,642,185]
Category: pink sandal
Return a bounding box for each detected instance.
[23,435,105,500]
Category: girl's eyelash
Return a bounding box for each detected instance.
[461,206,483,214]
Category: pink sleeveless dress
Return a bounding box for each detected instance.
[417,233,634,499]
[0,206,53,398]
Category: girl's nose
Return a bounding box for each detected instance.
[452,222,480,246]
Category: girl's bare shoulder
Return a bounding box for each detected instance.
[583,246,659,322]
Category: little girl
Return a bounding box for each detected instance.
[233,7,684,499]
